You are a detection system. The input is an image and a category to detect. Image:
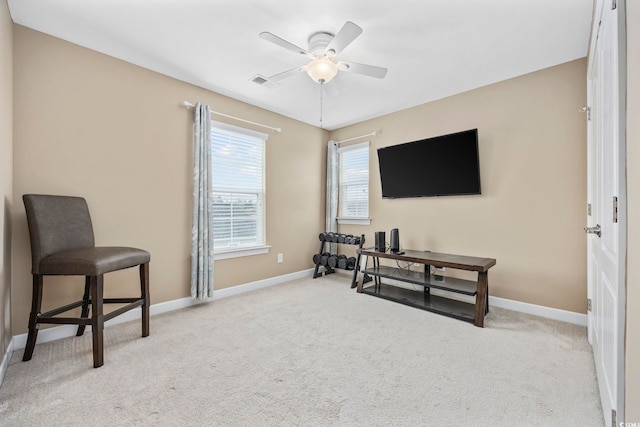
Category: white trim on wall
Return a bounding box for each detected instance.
[1,337,14,388]
[489,295,586,326]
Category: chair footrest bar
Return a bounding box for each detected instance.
[40,300,85,318]
[37,300,144,325]
[103,300,144,322]
[103,298,143,304]
[37,317,92,326]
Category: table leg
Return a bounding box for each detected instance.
[486,279,490,314]
[474,272,488,327]
[356,255,368,293]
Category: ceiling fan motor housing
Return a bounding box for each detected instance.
[308,32,335,57]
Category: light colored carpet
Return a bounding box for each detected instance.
[0,275,603,426]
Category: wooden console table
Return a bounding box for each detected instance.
[356,248,496,327]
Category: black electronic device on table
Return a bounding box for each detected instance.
[374,231,386,252]
[390,228,400,253]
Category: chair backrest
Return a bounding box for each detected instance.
[23,194,95,274]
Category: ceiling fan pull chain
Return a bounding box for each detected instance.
[320,83,324,129]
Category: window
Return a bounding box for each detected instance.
[338,141,370,225]
[211,121,268,258]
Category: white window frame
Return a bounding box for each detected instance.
[337,141,371,226]
[211,121,270,260]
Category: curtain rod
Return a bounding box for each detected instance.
[335,130,379,144]
[182,101,282,133]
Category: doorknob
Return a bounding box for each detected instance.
[584,224,601,237]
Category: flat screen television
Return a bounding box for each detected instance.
[377,129,481,198]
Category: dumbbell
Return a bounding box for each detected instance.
[319,252,331,266]
[337,255,349,269]
[327,255,338,269]
[338,256,356,270]
[352,236,361,245]
[327,255,346,268]
[329,254,347,269]
[329,233,339,243]
[313,252,331,265]
[318,232,327,242]
[347,257,356,269]
[337,234,345,243]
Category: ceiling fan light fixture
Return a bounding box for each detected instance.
[306,58,338,84]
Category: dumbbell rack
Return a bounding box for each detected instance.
[313,233,368,289]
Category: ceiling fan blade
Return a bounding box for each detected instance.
[325,21,362,56]
[268,66,306,82]
[259,32,310,56]
[338,61,388,79]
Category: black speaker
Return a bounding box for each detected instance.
[374,231,386,252]
[390,228,400,253]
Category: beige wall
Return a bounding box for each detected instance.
[330,59,588,313]
[11,25,325,335]
[625,0,639,421]
[0,0,12,364]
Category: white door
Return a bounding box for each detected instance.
[586,1,626,426]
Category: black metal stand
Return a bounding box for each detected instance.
[313,237,336,278]
[312,233,368,289]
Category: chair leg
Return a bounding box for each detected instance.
[90,275,105,368]
[76,276,91,336]
[140,263,150,337]
[23,275,44,362]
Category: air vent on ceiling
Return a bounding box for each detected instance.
[250,74,280,88]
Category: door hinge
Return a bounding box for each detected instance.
[612,0,617,10]
[613,196,618,223]
[587,203,592,216]
[580,106,591,121]
[612,409,616,425]
[588,298,592,312]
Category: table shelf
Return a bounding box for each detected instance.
[361,265,477,296]
[360,283,475,323]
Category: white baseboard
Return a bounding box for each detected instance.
[11,268,315,351]
[489,295,587,326]
[1,337,14,388]
[211,268,315,300]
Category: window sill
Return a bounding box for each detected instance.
[337,217,371,226]
[214,245,271,260]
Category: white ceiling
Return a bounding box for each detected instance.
[8,0,593,131]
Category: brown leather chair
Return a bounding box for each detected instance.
[22,194,150,368]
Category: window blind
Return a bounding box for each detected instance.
[339,142,369,218]
[211,121,267,250]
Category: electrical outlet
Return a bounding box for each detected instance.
[277,253,283,264]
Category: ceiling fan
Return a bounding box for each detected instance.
[255,21,388,86]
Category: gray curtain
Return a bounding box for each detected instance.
[326,140,339,254]
[190,102,214,300]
